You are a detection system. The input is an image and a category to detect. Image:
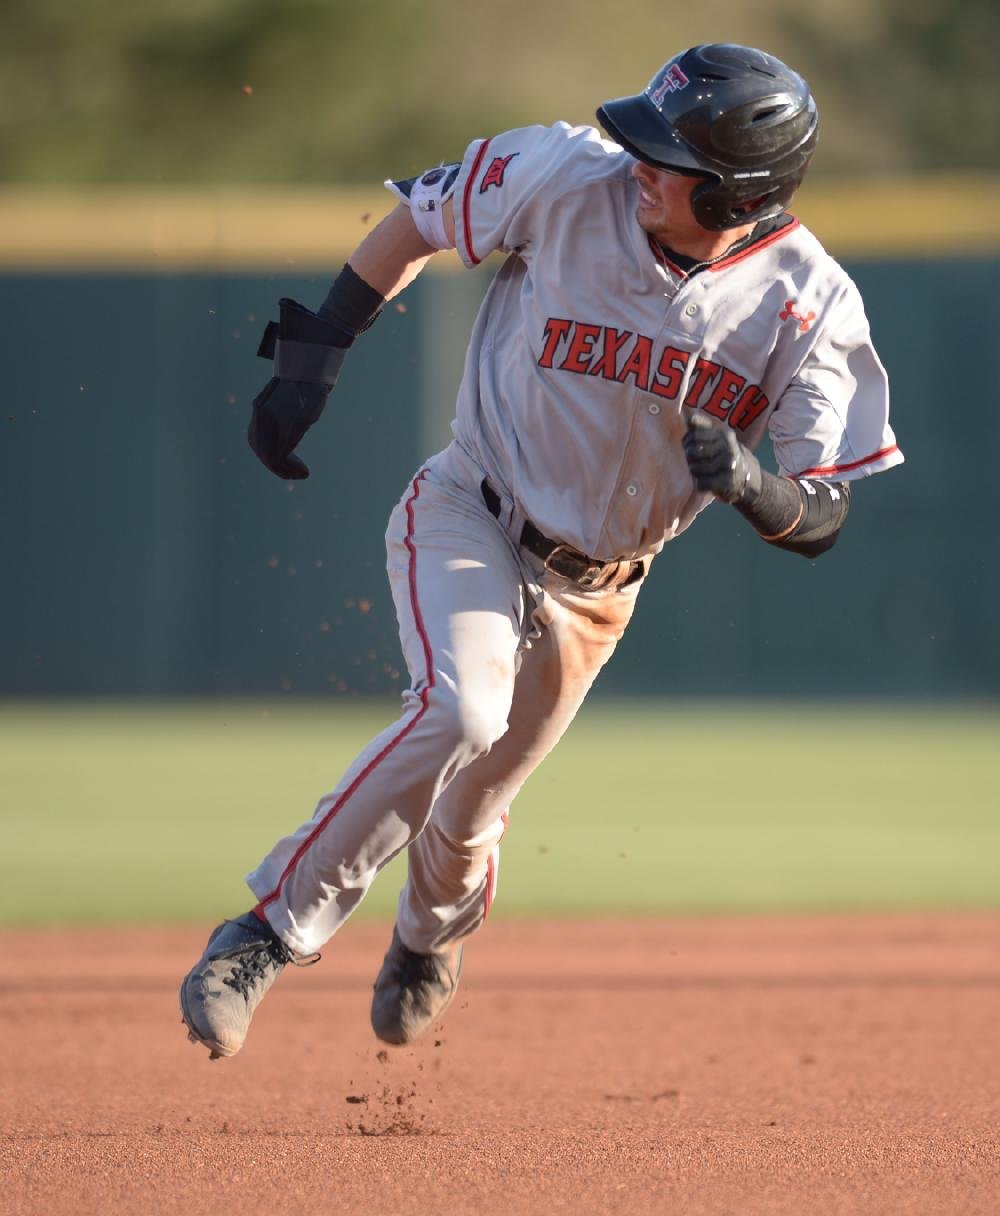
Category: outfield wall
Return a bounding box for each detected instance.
[2,186,998,698]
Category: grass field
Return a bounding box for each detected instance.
[2,699,998,926]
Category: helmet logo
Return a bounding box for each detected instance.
[779,299,816,333]
[647,63,690,107]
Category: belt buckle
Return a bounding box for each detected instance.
[543,544,604,587]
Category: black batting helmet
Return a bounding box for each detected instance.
[597,44,818,231]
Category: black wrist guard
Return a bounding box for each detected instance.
[256,297,350,385]
[734,472,852,559]
[318,263,385,335]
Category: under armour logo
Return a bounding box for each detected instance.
[779,299,816,332]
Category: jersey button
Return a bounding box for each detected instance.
[648,403,661,415]
[625,484,639,497]
[684,304,698,317]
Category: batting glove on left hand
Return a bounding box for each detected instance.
[248,298,352,480]
[683,412,762,504]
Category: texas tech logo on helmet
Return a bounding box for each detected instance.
[647,63,690,108]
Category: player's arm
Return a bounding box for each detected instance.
[682,413,850,558]
[249,199,453,481]
[349,198,455,297]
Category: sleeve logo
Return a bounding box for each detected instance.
[480,153,519,193]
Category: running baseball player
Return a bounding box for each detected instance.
[180,44,902,1059]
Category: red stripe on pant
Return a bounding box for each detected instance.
[258,469,434,912]
[483,811,510,922]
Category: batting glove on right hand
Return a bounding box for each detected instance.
[682,411,762,504]
[248,298,351,480]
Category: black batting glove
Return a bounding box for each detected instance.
[683,411,762,504]
[248,298,352,480]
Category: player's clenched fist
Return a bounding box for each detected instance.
[249,379,334,481]
[682,411,762,504]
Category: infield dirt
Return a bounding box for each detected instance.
[2,914,998,1216]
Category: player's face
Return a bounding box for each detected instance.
[631,160,706,245]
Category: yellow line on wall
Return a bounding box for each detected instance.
[0,188,400,272]
[792,174,1000,256]
[1,176,997,270]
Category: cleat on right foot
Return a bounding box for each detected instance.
[370,926,463,1046]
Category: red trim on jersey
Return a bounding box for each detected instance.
[709,217,800,271]
[647,234,688,278]
[647,216,799,277]
[462,139,492,267]
[257,470,436,913]
[796,444,900,477]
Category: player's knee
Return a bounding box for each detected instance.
[426,684,510,759]
[429,809,507,857]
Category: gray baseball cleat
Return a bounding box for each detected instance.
[179,912,312,1060]
[370,926,464,1045]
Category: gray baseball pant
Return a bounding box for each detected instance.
[247,444,643,956]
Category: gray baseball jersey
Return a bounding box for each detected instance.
[441,121,901,560]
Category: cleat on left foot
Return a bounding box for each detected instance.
[179,913,297,1059]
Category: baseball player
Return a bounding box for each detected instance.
[180,43,902,1059]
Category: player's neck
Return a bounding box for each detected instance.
[660,220,756,264]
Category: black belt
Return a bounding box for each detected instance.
[481,479,642,589]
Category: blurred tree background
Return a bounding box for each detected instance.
[1,0,995,187]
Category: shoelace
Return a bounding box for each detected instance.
[222,940,290,1000]
[222,936,320,1000]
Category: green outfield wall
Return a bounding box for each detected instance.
[2,256,997,698]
